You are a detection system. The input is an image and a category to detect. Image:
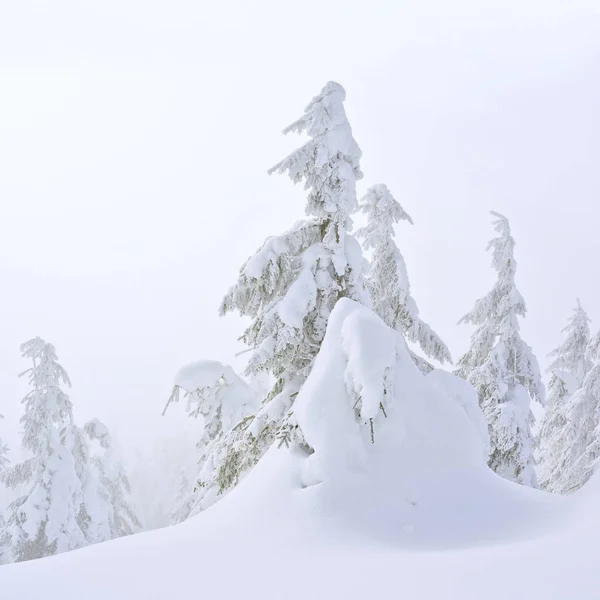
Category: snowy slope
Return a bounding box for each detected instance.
[1,301,597,599]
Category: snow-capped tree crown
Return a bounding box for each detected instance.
[355,184,451,367]
[356,183,413,250]
[457,212,544,406]
[18,337,73,455]
[460,212,525,326]
[84,418,111,449]
[549,300,592,393]
[268,80,363,252]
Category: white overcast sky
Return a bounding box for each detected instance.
[1,0,599,452]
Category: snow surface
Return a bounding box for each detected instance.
[2,301,597,599]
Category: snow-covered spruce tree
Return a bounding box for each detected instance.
[162,360,257,521]
[63,417,140,542]
[356,184,451,372]
[84,419,141,537]
[0,338,86,562]
[64,422,112,544]
[542,331,600,493]
[222,81,368,395]
[210,82,369,502]
[0,414,9,552]
[455,212,545,486]
[538,301,591,491]
[0,415,9,473]
[0,439,8,473]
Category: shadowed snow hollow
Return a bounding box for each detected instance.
[1,300,582,600]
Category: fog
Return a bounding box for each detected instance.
[1,0,599,460]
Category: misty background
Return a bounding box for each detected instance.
[1,0,599,475]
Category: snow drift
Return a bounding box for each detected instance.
[1,300,590,599]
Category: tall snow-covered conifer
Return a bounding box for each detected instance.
[0,415,9,473]
[0,338,86,562]
[0,440,8,473]
[538,301,591,491]
[0,340,138,564]
[455,212,545,486]
[356,184,451,370]
[211,82,369,502]
[64,418,140,542]
[84,419,141,537]
[222,81,368,394]
[64,422,112,544]
[542,331,600,493]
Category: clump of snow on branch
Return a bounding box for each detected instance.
[163,360,258,521]
[340,303,398,435]
[455,212,545,487]
[356,184,451,371]
[166,360,256,435]
[268,81,363,248]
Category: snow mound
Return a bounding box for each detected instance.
[1,301,579,599]
[292,299,484,488]
[274,299,556,548]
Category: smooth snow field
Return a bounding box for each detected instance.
[2,301,598,599]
